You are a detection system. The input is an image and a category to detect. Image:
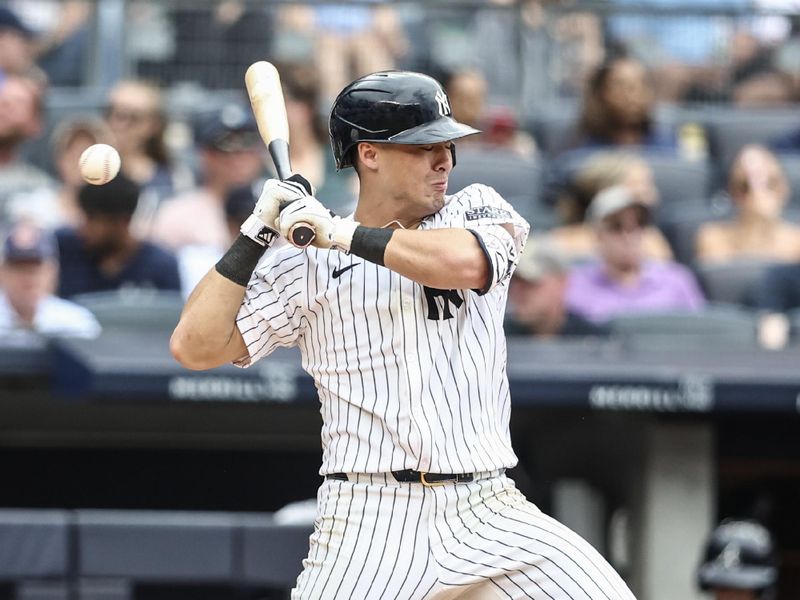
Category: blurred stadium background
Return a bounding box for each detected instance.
[1,0,800,599]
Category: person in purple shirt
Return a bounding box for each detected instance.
[565,185,705,323]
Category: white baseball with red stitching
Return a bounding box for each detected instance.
[78,144,121,186]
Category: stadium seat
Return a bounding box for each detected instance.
[76,510,236,582]
[0,510,69,579]
[71,289,184,331]
[789,308,800,347]
[524,104,580,157]
[608,305,759,349]
[694,260,770,307]
[702,107,799,168]
[548,149,711,209]
[777,153,800,208]
[645,153,712,207]
[657,198,733,266]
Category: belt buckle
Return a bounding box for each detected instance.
[420,472,452,487]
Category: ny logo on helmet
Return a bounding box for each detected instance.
[435,90,451,117]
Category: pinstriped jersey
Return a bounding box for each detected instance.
[235,184,530,475]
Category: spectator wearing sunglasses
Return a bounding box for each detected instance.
[104,80,192,218]
[565,185,705,323]
[696,144,800,263]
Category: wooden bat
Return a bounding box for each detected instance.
[245,61,315,248]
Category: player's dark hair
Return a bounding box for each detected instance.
[77,174,141,218]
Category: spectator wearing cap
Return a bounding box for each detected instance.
[506,240,606,338]
[56,174,181,298]
[0,220,99,338]
[547,150,673,263]
[565,185,705,323]
[148,103,265,252]
[0,73,55,229]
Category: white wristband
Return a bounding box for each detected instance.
[241,214,279,248]
[330,218,359,252]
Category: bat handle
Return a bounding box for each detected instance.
[289,222,315,248]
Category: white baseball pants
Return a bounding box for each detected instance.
[291,472,637,600]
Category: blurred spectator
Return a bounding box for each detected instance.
[565,186,705,323]
[148,103,265,251]
[573,54,673,151]
[50,117,115,227]
[105,80,191,207]
[176,180,262,298]
[56,175,181,298]
[548,151,673,262]
[307,3,408,108]
[281,63,356,214]
[444,67,536,157]
[0,74,55,228]
[0,6,37,78]
[0,220,99,338]
[697,519,778,600]
[506,239,606,337]
[11,1,92,87]
[696,145,800,263]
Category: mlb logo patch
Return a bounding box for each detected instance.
[465,206,512,221]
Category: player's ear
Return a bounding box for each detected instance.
[357,142,379,172]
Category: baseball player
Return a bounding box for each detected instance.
[172,71,636,600]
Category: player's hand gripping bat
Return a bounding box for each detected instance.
[245,61,315,248]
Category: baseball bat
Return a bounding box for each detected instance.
[245,61,315,248]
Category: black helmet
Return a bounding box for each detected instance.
[698,520,777,594]
[328,70,480,170]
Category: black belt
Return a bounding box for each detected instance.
[327,469,474,486]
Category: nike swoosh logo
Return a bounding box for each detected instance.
[332,263,360,279]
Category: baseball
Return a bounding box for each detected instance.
[79,143,121,185]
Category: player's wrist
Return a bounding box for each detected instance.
[241,213,280,248]
[349,225,394,266]
[329,218,359,252]
[215,234,268,287]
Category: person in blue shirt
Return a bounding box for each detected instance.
[56,174,181,298]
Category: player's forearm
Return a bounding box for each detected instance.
[170,269,248,370]
[382,228,489,290]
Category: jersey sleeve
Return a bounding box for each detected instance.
[450,184,530,294]
[233,255,305,368]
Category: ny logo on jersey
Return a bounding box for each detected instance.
[434,90,451,117]
[423,286,463,320]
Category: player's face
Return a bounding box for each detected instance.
[375,141,454,218]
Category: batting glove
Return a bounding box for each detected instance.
[240,175,313,247]
[277,196,358,251]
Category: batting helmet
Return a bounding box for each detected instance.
[328,70,480,170]
[698,519,777,595]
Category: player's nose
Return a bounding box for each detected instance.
[432,144,453,172]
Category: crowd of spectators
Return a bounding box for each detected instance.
[1,1,800,348]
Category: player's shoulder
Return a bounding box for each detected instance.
[441,183,515,222]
